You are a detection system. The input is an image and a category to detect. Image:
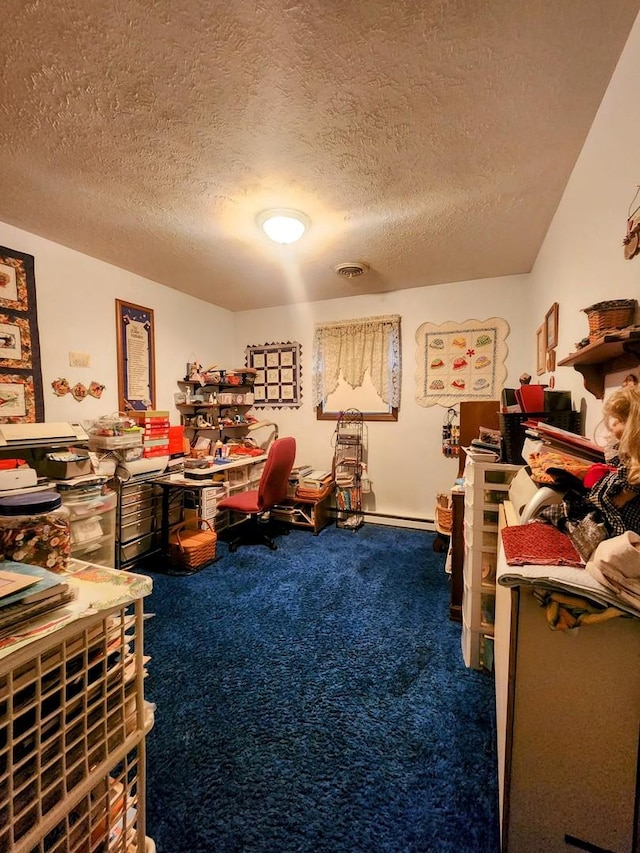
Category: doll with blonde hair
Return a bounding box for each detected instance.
[602,384,640,484]
[586,385,640,534]
[539,384,640,557]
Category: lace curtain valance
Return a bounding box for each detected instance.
[312,315,401,408]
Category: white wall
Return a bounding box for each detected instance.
[234,278,530,519]
[527,13,640,438]
[0,223,234,426]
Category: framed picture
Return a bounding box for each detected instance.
[545,302,559,351]
[116,300,156,411]
[547,349,556,372]
[0,246,44,422]
[246,342,301,408]
[536,325,546,375]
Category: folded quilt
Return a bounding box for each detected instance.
[586,530,640,609]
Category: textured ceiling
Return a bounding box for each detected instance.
[1,1,639,312]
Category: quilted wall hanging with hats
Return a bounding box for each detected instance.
[415,317,509,407]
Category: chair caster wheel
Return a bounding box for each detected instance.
[268,542,278,551]
[229,542,238,553]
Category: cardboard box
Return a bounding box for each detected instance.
[39,452,92,479]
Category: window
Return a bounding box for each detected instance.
[312,315,401,421]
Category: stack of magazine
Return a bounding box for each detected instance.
[0,562,77,639]
[463,426,503,462]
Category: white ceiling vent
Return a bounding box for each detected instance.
[333,262,369,279]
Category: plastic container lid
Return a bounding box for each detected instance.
[0,490,63,515]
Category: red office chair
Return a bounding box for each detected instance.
[217,436,296,552]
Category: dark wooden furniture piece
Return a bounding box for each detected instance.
[449,490,465,622]
[271,489,333,535]
[446,400,500,622]
[457,399,501,476]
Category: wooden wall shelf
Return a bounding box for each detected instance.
[558,329,640,399]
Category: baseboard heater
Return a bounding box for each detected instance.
[327,507,435,531]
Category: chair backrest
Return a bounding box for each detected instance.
[257,436,296,511]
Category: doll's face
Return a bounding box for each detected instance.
[608,414,626,439]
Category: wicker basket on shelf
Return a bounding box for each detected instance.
[435,494,453,535]
[168,519,217,572]
[582,299,637,341]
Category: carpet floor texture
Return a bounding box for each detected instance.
[142,524,499,852]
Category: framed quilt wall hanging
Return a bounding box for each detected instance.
[415,317,510,407]
[0,246,44,423]
[246,342,302,408]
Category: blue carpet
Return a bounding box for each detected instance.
[142,524,499,852]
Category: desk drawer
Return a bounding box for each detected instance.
[121,483,155,507]
[120,513,154,543]
[119,532,154,564]
[121,497,154,521]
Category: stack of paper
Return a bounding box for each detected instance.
[0,562,76,638]
[300,471,333,491]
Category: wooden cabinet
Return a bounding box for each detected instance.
[558,329,640,399]
[271,490,333,535]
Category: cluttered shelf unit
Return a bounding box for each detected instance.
[332,409,365,531]
[0,560,154,853]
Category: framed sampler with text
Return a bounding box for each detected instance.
[116,300,156,411]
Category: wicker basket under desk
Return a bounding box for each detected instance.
[168,519,217,572]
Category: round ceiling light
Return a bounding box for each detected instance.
[257,209,310,244]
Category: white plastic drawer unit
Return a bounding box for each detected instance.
[462,579,496,633]
[120,533,154,565]
[120,508,155,544]
[120,482,155,508]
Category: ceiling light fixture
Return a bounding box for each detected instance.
[257,208,310,244]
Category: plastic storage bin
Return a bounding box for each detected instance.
[0,490,71,571]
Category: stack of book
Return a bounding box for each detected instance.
[0,562,77,639]
[128,410,170,458]
[288,464,313,496]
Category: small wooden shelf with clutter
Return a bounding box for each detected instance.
[558,328,640,399]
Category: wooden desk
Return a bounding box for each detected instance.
[154,454,268,555]
[271,489,333,535]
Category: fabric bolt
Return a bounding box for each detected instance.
[501,520,585,567]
